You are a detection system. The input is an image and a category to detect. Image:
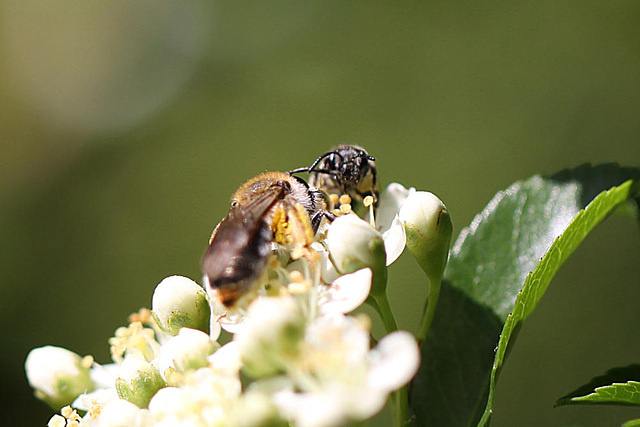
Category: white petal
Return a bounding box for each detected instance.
[73,387,119,411]
[318,250,339,284]
[325,214,385,274]
[368,330,420,391]
[148,387,186,417]
[208,341,242,373]
[208,296,226,341]
[382,215,406,265]
[320,268,372,314]
[376,183,415,233]
[151,328,214,377]
[97,399,151,427]
[273,390,346,427]
[90,363,118,388]
[347,386,389,420]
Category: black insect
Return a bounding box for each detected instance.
[290,145,378,208]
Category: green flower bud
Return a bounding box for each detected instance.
[399,191,453,281]
[25,346,94,409]
[235,296,306,378]
[152,275,210,335]
[326,214,386,275]
[115,356,165,408]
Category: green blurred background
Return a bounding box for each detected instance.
[2,1,640,425]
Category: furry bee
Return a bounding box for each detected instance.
[290,145,378,208]
[202,172,331,307]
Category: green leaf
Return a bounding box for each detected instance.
[557,365,640,407]
[409,164,640,427]
[409,280,502,426]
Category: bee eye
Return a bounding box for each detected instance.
[231,201,239,207]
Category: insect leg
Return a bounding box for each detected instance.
[311,209,337,233]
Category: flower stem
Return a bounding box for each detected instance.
[393,386,409,427]
[417,275,441,344]
[366,293,408,427]
[368,292,397,333]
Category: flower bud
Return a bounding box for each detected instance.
[115,356,165,408]
[25,346,94,409]
[152,328,218,380]
[326,214,386,275]
[234,296,305,378]
[152,275,211,336]
[398,191,453,281]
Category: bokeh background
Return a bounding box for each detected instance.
[2,2,640,425]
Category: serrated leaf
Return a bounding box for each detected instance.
[557,365,640,407]
[409,164,640,427]
[477,179,638,426]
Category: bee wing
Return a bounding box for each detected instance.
[202,185,286,306]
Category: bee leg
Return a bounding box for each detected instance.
[311,210,336,233]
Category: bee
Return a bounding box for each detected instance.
[202,171,332,307]
[289,145,378,209]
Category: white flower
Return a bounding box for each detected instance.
[152,328,218,380]
[28,174,433,427]
[318,268,372,315]
[325,214,386,274]
[84,399,154,427]
[72,363,119,412]
[234,296,306,378]
[152,276,213,337]
[148,367,242,426]
[207,341,242,374]
[373,183,415,265]
[272,313,420,427]
[25,346,94,408]
[227,388,284,427]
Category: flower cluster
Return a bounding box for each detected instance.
[25,183,452,427]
